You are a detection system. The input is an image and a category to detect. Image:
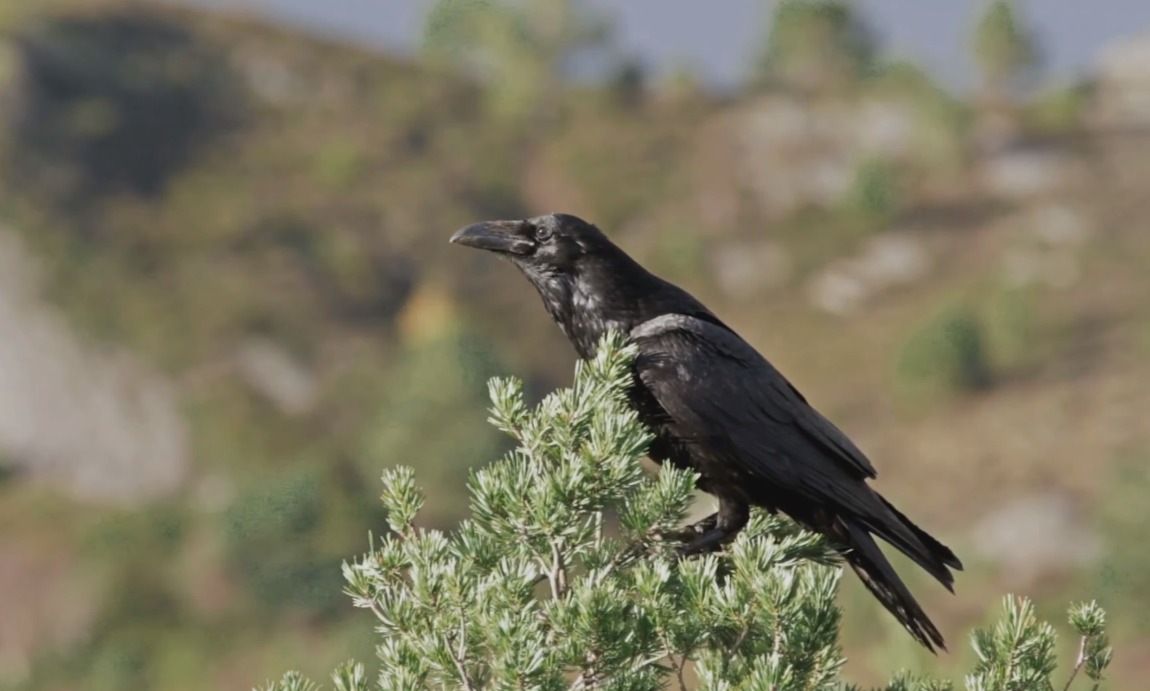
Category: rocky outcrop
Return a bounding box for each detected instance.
[709,239,792,300]
[977,143,1083,200]
[2,10,241,201]
[235,339,319,416]
[806,232,933,315]
[691,91,959,228]
[0,229,189,503]
[999,203,1093,289]
[971,492,1101,585]
[1092,30,1150,128]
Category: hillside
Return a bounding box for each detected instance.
[0,2,1148,689]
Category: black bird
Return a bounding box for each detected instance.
[450,212,963,652]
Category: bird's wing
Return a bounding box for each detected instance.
[630,314,878,505]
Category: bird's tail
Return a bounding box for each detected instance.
[836,518,956,653]
[873,495,964,586]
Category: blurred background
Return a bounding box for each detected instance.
[0,0,1147,688]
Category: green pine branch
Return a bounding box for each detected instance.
[260,331,1113,691]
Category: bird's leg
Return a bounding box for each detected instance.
[685,512,718,535]
[659,512,717,543]
[678,499,749,557]
[658,471,720,541]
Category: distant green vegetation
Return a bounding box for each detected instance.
[0,0,1120,688]
[1095,446,1150,633]
[1025,82,1092,134]
[896,304,994,407]
[972,0,1040,104]
[841,156,903,230]
[981,285,1037,372]
[752,0,877,93]
[358,323,510,522]
[894,284,1044,409]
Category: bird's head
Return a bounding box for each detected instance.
[450,211,715,357]
[449,212,616,279]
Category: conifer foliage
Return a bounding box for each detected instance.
[261,333,1112,690]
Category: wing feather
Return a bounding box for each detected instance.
[631,315,878,493]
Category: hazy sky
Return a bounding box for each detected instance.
[187,0,1150,90]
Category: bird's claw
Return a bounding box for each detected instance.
[656,513,719,545]
[658,513,733,560]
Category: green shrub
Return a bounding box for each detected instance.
[359,325,509,527]
[1095,446,1150,633]
[313,140,367,188]
[224,467,357,617]
[982,286,1036,372]
[868,60,971,178]
[841,156,902,230]
[261,332,1112,690]
[1024,83,1091,134]
[751,0,877,93]
[896,304,993,407]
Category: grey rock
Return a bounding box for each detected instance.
[807,233,933,314]
[971,492,1101,584]
[0,230,189,504]
[999,205,1092,289]
[709,240,791,300]
[236,338,318,416]
[1092,31,1150,127]
[979,146,1079,200]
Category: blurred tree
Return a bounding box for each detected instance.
[751,0,877,93]
[655,61,703,103]
[0,0,60,31]
[223,465,366,618]
[869,60,972,178]
[971,0,1040,108]
[842,156,902,230]
[422,0,612,127]
[606,58,645,110]
[895,304,994,410]
[360,291,508,526]
[1024,81,1091,134]
[1095,447,1150,633]
[0,3,25,98]
[3,9,241,204]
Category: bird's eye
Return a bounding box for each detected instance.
[533,224,552,242]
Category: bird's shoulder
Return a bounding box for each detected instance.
[629,313,762,371]
[629,313,878,481]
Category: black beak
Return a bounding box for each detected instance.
[449,220,534,255]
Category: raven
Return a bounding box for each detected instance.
[450,212,962,651]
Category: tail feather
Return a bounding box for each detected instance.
[877,495,964,571]
[861,496,963,593]
[839,519,948,653]
[786,493,961,652]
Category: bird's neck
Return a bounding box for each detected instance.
[532,275,619,359]
[531,258,672,360]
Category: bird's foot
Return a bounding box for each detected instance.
[672,503,749,559]
[656,512,717,544]
[675,527,736,558]
[655,502,749,560]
